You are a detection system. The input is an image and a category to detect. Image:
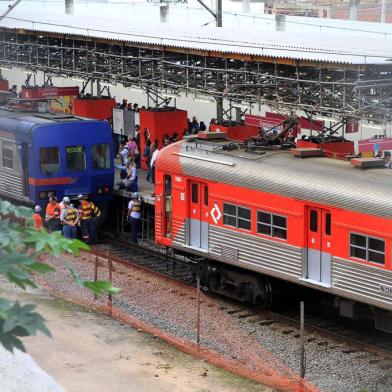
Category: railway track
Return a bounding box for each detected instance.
[97,230,195,283]
[96,231,392,366]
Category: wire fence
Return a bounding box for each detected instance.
[36,248,320,392]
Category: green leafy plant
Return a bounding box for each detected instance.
[0,200,119,352]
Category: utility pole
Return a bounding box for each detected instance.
[195,0,222,26]
[195,0,223,121]
[381,0,386,23]
[349,0,358,21]
[216,0,222,27]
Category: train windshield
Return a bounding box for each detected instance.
[92,144,110,170]
[66,145,86,171]
[39,147,60,174]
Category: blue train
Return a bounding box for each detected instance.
[0,109,114,211]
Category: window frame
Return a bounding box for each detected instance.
[66,145,87,172]
[257,210,287,240]
[39,146,61,174]
[91,143,110,170]
[191,183,198,203]
[223,202,251,231]
[2,143,13,169]
[349,232,385,266]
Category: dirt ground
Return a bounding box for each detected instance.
[1,280,272,392]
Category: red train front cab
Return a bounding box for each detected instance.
[154,142,185,247]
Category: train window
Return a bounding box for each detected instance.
[325,213,331,236]
[238,207,251,230]
[165,175,172,196]
[223,203,237,227]
[92,144,110,169]
[204,186,208,206]
[310,210,318,232]
[2,143,13,169]
[191,183,198,203]
[164,175,172,238]
[223,203,251,230]
[66,145,86,171]
[39,147,60,174]
[350,233,385,265]
[257,211,287,240]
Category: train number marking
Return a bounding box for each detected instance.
[379,284,392,297]
[211,203,222,224]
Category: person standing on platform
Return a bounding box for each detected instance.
[150,142,160,187]
[127,136,139,162]
[78,194,101,243]
[120,99,127,109]
[128,192,141,244]
[32,205,43,231]
[60,200,80,239]
[45,196,61,233]
[135,125,141,168]
[191,116,200,134]
[143,139,152,182]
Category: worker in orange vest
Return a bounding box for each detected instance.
[32,205,43,231]
[45,196,61,232]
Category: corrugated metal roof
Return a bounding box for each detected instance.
[1,1,392,65]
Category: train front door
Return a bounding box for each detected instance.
[306,207,332,285]
[189,181,209,250]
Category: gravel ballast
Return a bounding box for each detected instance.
[39,252,392,392]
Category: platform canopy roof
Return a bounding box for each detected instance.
[1,0,392,65]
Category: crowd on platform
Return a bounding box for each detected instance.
[114,97,216,194]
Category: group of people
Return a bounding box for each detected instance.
[117,129,161,191]
[117,99,145,112]
[32,194,101,243]
[186,116,208,135]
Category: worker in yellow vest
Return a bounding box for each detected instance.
[60,199,80,239]
[127,192,141,243]
[78,194,101,243]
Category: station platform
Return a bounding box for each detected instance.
[113,162,155,206]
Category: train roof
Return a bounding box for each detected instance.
[158,138,392,220]
[0,109,106,137]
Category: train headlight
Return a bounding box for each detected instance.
[39,190,56,199]
[96,186,112,195]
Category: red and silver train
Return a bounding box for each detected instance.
[154,133,392,333]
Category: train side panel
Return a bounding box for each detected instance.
[0,130,26,203]
[156,164,392,313]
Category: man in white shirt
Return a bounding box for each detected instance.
[127,192,141,243]
[150,143,160,185]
